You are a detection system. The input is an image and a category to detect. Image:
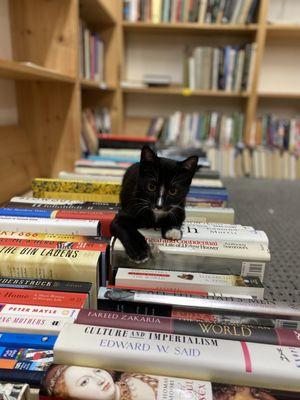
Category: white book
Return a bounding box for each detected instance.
[0,314,76,334]
[54,323,300,392]
[112,236,270,281]
[188,56,196,90]
[1,304,80,319]
[198,0,208,23]
[211,48,220,91]
[115,268,264,299]
[10,197,88,205]
[140,222,268,245]
[185,206,235,224]
[59,171,122,183]
[75,167,126,176]
[0,216,100,236]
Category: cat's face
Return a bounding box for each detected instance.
[136,146,198,219]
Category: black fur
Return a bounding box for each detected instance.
[110,146,198,262]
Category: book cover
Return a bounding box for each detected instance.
[0,216,100,236]
[1,304,80,318]
[32,179,120,203]
[54,323,300,391]
[0,332,57,350]
[111,237,270,281]
[185,206,235,224]
[115,268,264,299]
[0,347,53,371]
[75,308,300,348]
[98,287,300,322]
[0,245,101,308]
[41,363,213,400]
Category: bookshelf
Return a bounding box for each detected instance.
[0,0,300,204]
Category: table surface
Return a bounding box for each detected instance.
[224,178,300,303]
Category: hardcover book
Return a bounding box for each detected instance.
[32,178,120,203]
[115,268,265,299]
[75,308,300,348]
[111,237,270,281]
[0,245,101,308]
[0,216,101,236]
[54,323,300,391]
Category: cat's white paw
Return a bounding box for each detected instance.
[165,228,182,240]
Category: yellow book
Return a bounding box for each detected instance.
[0,245,101,307]
[152,0,162,23]
[32,178,121,202]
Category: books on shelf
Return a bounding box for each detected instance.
[123,0,258,24]
[79,20,104,82]
[149,111,245,148]
[184,43,256,93]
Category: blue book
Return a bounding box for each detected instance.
[0,333,57,350]
[0,207,52,218]
[188,192,228,201]
[88,155,139,163]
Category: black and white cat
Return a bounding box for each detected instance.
[110,146,198,263]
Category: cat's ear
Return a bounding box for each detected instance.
[140,145,157,164]
[181,156,198,173]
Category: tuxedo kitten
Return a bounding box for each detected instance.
[110,146,198,263]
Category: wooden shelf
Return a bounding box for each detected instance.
[266,24,300,38]
[0,59,75,83]
[123,22,258,34]
[80,0,116,26]
[258,91,300,99]
[122,86,250,98]
[80,79,116,91]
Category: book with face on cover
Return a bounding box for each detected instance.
[53,323,300,392]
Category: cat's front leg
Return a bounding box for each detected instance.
[110,212,151,263]
[161,226,183,240]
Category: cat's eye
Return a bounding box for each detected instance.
[147,183,157,192]
[168,188,177,195]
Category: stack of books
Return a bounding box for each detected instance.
[123,0,258,25]
[184,43,256,92]
[0,143,298,398]
[79,20,104,82]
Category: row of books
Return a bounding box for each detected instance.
[148,111,244,147]
[123,0,258,24]
[81,108,111,155]
[0,137,298,398]
[79,20,104,82]
[184,43,256,92]
[253,115,300,156]
[207,147,300,179]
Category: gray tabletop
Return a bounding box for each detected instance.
[224,178,300,303]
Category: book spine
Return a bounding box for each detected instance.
[1,304,80,319]
[0,314,75,335]
[0,332,57,349]
[115,268,264,299]
[0,245,100,308]
[0,287,87,308]
[0,208,115,238]
[0,277,92,295]
[0,369,44,386]
[0,237,105,252]
[97,287,300,320]
[0,216,100,236]
[54,323,300,391]
[75,309,300,347]
[0,347,53,370]
[9,197,119,211]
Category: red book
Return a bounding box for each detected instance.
[0,288,88,308]
[0,237,106,252]
[97,134,156,143]
[53,210,115,238]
